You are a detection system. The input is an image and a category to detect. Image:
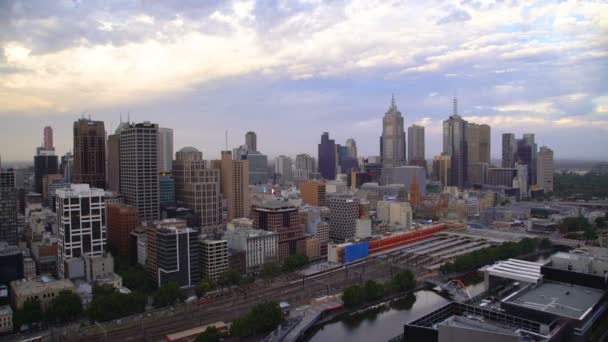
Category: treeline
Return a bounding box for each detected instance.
[229,302,285,338]
[342,270,416,309]
[14,290,82,328]
[554,172,608,199]
[440,238,552,274]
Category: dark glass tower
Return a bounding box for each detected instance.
[318,132,336,180]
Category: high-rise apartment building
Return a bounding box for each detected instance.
[345,138,357,159]
[173,147,222,227]
[251,199,306,262]
[537,146,554,192]
[215,151,250,221]
[43,126,54,151]
[0,169,18,245]
[442,98,468,188]
[318,132,337,180]
[502,133,516,168]
[157,127,173,173]
[295,154,316,180]
[107,204,138,258]
[381,96,406,167]
[73,118,106,189]
[201,239,228,281]
[300,181,326,207]
[55,184,106,278]
[407,125,425,168]
[119,122,160,222]
[245,131,257,152]
[274,155,293,183]
[327,194,360,242]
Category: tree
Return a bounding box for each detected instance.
[282,254,309,272]
[363,280,384,301]
[217,270,241,287]
[229,302,285,338]
[342,285,366,308]
[45,290,82,324]
[390,271,416,292]
[195,326,221,342]
[14,298,43,327]
[539,238,552,250]
[261,262,281,278]
[560,216,591,232]
[118,264,154,294]
[88,285,146,322]
[196,277,216,298]
[154,282,185,308]
[595,217,606,229]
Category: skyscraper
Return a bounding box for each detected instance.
[0,169,18,245]
[442,98,468,188]
[318,132,336,180]
[537,146,554,192]
[34,151,59,194]
[60,152,73,183]
[173,147,223,227]
[157,127,173,173]
[55,184,106,278]
[295,154,316,180]
[516,134,537,187]
[73,118,106,189]
[106,123,128,192]
[43,126,54,151]
[119,122,160,222]
[251,199,305,262]
[214,151,250,221]
[345,138,357,159]
[245,131,257,152]
[381,95,406,167]
[502,133,516,168]
[432,155,451,188]
[407,125,425,168]
[107,204,139,259]
[274,155,293,183]
[327,194,360,242]
[466,123,490,184]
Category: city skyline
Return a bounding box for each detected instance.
[0,1,607,161]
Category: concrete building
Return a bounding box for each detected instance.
[23,256,36,279]
[345,138,357,159]
[443,98,468,188]
[0,169,18,245]
[376,201,412,228]
[300,181,326,207]
[295,154,316,180]
[251,199,306,262]
[275,155,293,183]
[537,146,554,192]
[0,305,12,334]
[120,122,160,222]
[328,194,360,242]
[10,275,75,310]
[83,252,115,283]
[55,184,106,278]
[432,154,451,189]
[245,151,269,185]
[152,223,201,287]
[106,125,124,192]
[200,239,228,280]
[157,127,174,174]
[107,204,139,258]
[214,151,250,221]
[407,125,425,168]
[173,147,222,228]
[224,227,278,271]
[318,132,337,180]
[31,234,58,277]
[129,226,147,266]
[73,118,106,189]
[245,131,257,152]
[381,166,426,195]
[381,95,406,167]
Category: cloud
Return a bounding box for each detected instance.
[437,9,472,25]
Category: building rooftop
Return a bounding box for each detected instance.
[10,275,74,296]
[503,281,605,320]
[481,258,548,284]
[0,305,12,316]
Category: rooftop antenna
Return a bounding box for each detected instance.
[120,114,122,124]
[391,93,396,108]
[225,130,228,151]
[127,112,130,124]
[453,91,458,116]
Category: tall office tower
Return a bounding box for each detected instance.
[327,194,360,242]
[295,154,316,180]
[60,152,73,183]
[173,147,222,227]
[107,204,138,258]
[381,95,406,167]
[318,132,336,180]
[34,151,59,194]
[215,151,250,221]
[345,138,357,159]
[407,125,425,168]
[106,122,129,192]
[201,239,228,280]
[157,127,173,173]
[502,133,516,168]
[159,173,175,209]
[120,122,160,222]
[0,169,18,245]
[300,181,326,207]
[522,133,538,186]
[537,146,554,192]
[43,126,54,151]
[442,98,468,188]
[55,184,106,278]
[516,134,537,188]
[245,131,257,152]
[73,118,106,189]
[274,155,293,183]
[478,124,491,164]
[251,199,306,262]
[466,123,491,184]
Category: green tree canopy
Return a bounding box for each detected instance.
[229,302,285,337]
[45,290,82,324]
[282,254,309,272]
[153,282,185,308]
[14,298,43,327]
[261,262,281,278]
[194,326,221,342]
[217,270,241,287]
[88,285,146,322]
[390,271,416,293]
[196,277,216,298]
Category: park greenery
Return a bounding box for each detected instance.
[14,290,83,328]
[87,285,147,322]
[559,215,606,241]
[554,172,608,199]
[229,301,285,338]
[282,254,309,272]
[440,238,552,274]
[153,282,185,308]
[342,270,416,309]
[261,262,282,278]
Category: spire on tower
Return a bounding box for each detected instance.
[391,93,396,108]
[453,96,458,116]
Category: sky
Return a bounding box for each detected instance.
[0,0,607,162]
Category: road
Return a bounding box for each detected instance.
[64,255,434,342]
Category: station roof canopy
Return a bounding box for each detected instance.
[481,258,549,284]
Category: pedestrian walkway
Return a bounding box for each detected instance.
[281,295,343,342]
